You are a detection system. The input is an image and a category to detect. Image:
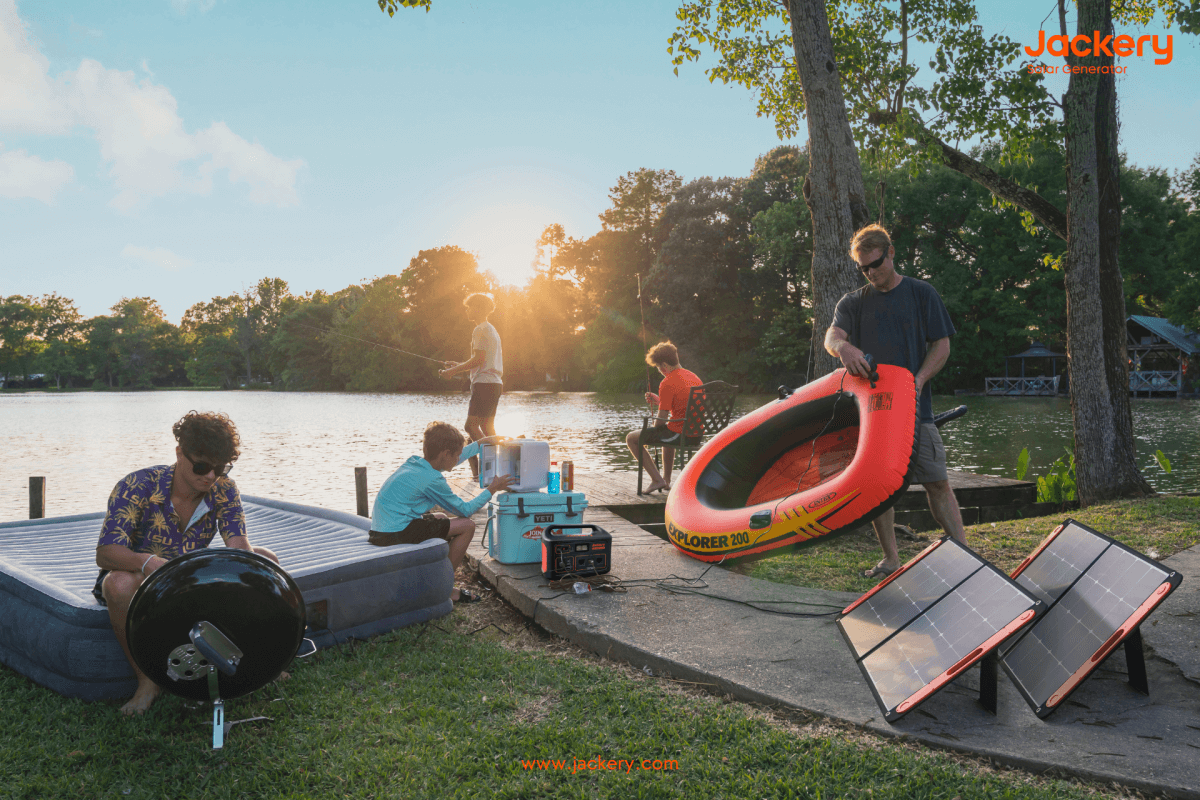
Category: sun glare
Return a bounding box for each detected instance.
[450,204,556,288]
[493,411,531,438]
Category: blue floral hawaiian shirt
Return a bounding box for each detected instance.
[96,465,246,559]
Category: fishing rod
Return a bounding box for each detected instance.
[295,322,448,365]
[637,274,652,394]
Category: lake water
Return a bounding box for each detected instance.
[3,390,1196,522]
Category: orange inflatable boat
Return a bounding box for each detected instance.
[664,364,919,562]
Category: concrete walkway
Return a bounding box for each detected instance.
[466,504,1200,799]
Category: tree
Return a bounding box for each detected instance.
[107,298,187,388]
[668,0,1171,502]
[270,293,343,391]
[651,176,759,382]
[0,296,44,386]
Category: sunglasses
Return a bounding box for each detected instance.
[182,451,232,477]
[858,253,887,273]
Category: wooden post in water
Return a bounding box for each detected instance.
[355,467,369,518]
[29,477,46,519]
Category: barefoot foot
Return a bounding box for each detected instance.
[644,479,670,494]
[120,680,161,716]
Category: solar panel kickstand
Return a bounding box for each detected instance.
[978,651,999,714]
[1123,626,1149,696]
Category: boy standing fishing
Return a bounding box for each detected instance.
[440,293,503,479]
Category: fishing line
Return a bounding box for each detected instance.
[295,322,447,365]
[637,274,652,393]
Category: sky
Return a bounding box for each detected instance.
[2,0,1198,323]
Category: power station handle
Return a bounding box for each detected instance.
[545,524,604,536]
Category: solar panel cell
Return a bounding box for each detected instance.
[837,538,1042,721]
[1000,520,1181,717]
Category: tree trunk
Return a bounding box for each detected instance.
[1063,0,1153,504]
[788,0,871,379]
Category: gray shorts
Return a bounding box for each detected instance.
[908,423,948,484]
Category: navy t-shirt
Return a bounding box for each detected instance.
[831,276,955,423]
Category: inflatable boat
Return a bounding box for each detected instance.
[664,364,918,562]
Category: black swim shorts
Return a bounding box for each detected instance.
[369,513,453,547]
[639,425,701,447]
[467,382,502,418]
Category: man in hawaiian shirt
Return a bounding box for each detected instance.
[94,410,279,715]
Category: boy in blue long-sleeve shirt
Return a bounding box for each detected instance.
[370,421,513,603]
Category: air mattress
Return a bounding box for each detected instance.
[0,495,452,701]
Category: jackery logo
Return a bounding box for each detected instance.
[1024,30,1173,67]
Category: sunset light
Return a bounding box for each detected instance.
[448,203,558,288]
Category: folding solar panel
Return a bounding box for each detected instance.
[1000,519,1182,718]
[837,537,1043,722]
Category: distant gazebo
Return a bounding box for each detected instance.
[1127,315,1200,397]
[986,341,1067,396]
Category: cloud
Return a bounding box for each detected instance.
[0,0,304,210]
[121,244,194,272]
[0,145,74,202]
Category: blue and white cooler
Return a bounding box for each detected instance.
[485,490,588,564]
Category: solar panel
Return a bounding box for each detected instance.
[837,538,1042,722]
[1000,519,1182,718]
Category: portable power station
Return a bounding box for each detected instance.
[541,524,612,581]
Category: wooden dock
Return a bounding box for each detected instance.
[447,467,1045,544]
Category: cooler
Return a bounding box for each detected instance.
[484,490,588,564]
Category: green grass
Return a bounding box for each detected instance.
[734,496,1200,594]
[0,608,1141,800]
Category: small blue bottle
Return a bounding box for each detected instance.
[548,461,561,494]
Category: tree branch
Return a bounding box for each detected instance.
[890,115,1069,241]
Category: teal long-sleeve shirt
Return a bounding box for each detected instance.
[370,442,492,533]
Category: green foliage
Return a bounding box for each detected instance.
[1035,448,1077,504]
[669,0,1060,170]
[1016,445,1079,503]
[1154,449,1173,474]
[377,0,430,15]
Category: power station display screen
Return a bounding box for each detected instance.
[1000,520,1180,717]
[837,538,1041,721]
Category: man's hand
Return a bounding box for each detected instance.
[141,555,166,576]
[834,342,872,379]
[487,473,517,494]
[644,391,658,406]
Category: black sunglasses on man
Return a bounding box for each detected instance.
[182,451,232,477]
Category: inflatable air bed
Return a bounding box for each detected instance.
[665,364,919,562]
[0,495,452,701]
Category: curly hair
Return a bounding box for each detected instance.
[173,411,241,463]
[423,421,466,460]
[645,341,680,367]
[463,293,495,316]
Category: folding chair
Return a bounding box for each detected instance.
[636,380,740,496]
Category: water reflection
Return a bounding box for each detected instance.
[3,391,1195,521]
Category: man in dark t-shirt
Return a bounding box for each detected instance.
[825,224,967,580]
